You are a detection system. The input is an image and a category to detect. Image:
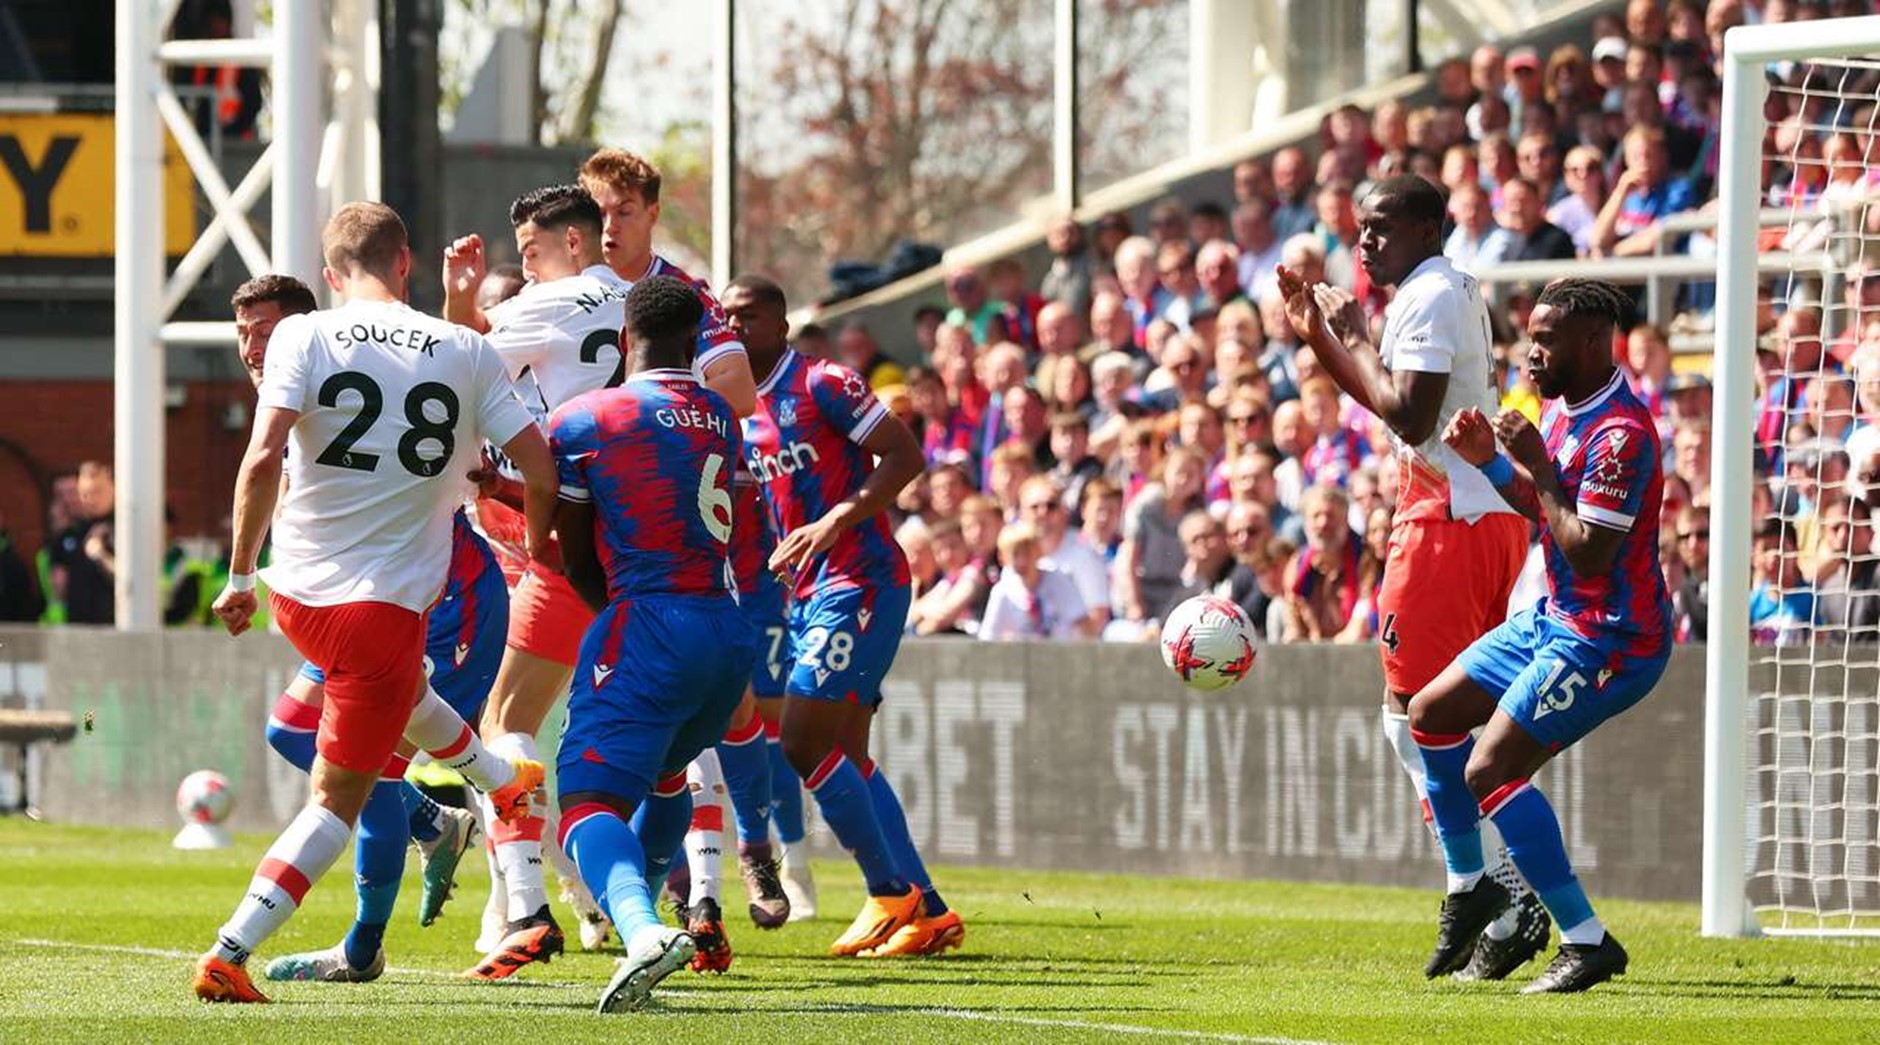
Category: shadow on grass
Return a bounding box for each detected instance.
[1620,977,1880,1001]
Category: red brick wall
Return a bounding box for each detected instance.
[0,379,253,564]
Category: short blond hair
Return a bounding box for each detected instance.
[322,201,407,276]
[579,148,663,203]
[997,520,1041,556]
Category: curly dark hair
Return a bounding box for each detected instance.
[625,274,704,367]
[1536,277,1633,333]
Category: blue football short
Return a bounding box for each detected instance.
[1459,601,1670,752]
[742,571,791,700]
[297,557,509,723]
[784,582,911,705]
[557,593,757,799]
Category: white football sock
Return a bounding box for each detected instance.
[1560,914,1607,946]
[1480,817,1527,941]
[686,751,727,907]
[472,792,508,947]
[403,687,515,793]
[213,805,350,963]
[487,731,548,922]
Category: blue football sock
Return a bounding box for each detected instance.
[1485,780,1598,938]
[806,753,908,897]
[344,778,407,969]
[564,806,659,941]
[265,721,316,774]
[769,737,806,845]
[717,726,774,848]
[631,785,694,896]
[1413,729,1485,892]
[863,763,946,916]
[401,783,444,844]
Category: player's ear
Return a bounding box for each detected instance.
[647,200,661,227]
[322,267,344,295]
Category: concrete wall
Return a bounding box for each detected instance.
[0,627,1725,904]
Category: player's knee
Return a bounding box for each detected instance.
[308,765,376,826]
[779,728,832,780]
[1462,749,1512,804]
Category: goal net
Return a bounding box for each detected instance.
[1707,16,1880,937]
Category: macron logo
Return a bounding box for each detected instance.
[749,441,821,483]
[857,608,874,631]
[593,663,614,688]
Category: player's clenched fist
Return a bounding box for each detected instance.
[1442,407,1497,466]
[1491,408,1547,470]
[442,234,487,298]
[212,587,257,637]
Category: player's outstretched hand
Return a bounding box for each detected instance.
[1443,407,1497,466]
[1276,265,1323,342]
[212,588,257,637]
[1491,408,1547,470]
[1310,284,1366,346]
[770,518,840,579]
[442,234,487,300]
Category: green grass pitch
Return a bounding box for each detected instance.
[1,819,1876,1044]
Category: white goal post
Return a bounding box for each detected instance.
[1706,15,1880,938]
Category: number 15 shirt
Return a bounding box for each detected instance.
[259,299,535,613]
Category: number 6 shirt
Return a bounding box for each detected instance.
[258,298,535,612]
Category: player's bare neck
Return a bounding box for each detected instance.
[336,277,402,305]
[613,249,656,284]
[1564,364,1619,411]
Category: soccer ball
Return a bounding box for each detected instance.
[175,769,234,826]
[1160,595,1258,692]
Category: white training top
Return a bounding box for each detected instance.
[483,264,630,413]
[257,299,535,612]
[1376,254,1517,523]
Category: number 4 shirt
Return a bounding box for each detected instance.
[259,298,535,612]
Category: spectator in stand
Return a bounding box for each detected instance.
[1146,334,1211,412]
[1034,300,1085,378]
[49,460,116,624]
[1592,36,1630,111]
[1804,374,1858,447]
[1629,0,1669,46]
[1814,494,1880,642]
[1001,387,1051,467]
[1041,215,1094,316]
[979,521,1095,641]
[1089,351,1141,440]
[1546,44,1598,117]
[1021,475,1110,632]
[1233,197,1285,303]
[1271,146,1318,241]
[795,321,832,360]
[0,512,43,623]
[909,519,990,637]
[1440,144,1481,197]
[973,341,1030,478]
[1593,126,1697,257]
[1156,240,1207,331]
[989,257,1045,351]
[1297,376,1366,489]
[1673,422,1713,505]
[1047,352,1095,417]
[1751,516,1817,646]
[1518,131,1566,206]
[1282,484,1373,643]
[1549,144,1611,255]
[1505,47,1547,134]
[1114,236,1168,345]
[945,265,1010,345]
[1672,500,1710,641]
[899,518,938,601]
[1478,133,1520,205]
[1047,413,1103,522]
[1270,400,1311,515]
[1116,447,1207,626]
[1498,176,1579,261]
[928,461,973,520]
[836,321,906,392]
[1433,54,1475,109]
[1313,182,1361,275]
[1233,157,1274,206]
[1197,240,1247,313]
[1222,389,1273,458]
[1665,371,1713,432]
[1190,201,1232,247]
[1444,181,1511,270]
[1080,477,1125,567]
[1844,349,1880,481]
[1092,211,1133,274]
[1161,511,1264,625]
[1148,197,1189,248]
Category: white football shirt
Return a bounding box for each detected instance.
[257,299,535,612]
[1377,254,1516,523]
[483,264,630,413]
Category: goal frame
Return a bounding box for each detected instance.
[1704,15,1880,938]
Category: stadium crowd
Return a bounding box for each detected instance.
[15,0,1880,648]
[816,0,1880,646]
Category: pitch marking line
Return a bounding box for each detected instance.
[11,938,1343,1044]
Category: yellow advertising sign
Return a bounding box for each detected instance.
[0,113,196,257]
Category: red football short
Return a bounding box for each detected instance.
[271,593,426,775]
[1376,512,1530,697]
[506,565,595,667]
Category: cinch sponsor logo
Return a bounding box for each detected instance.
[749,441,820,482]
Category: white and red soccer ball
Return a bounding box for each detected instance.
[176,769,234,826]
[1159,595,1259,692]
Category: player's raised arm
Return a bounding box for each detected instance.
[1494,409,1628,577]
[442,234,493,333]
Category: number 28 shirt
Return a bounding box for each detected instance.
[742,351,910,601]
[258,299,534,613]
